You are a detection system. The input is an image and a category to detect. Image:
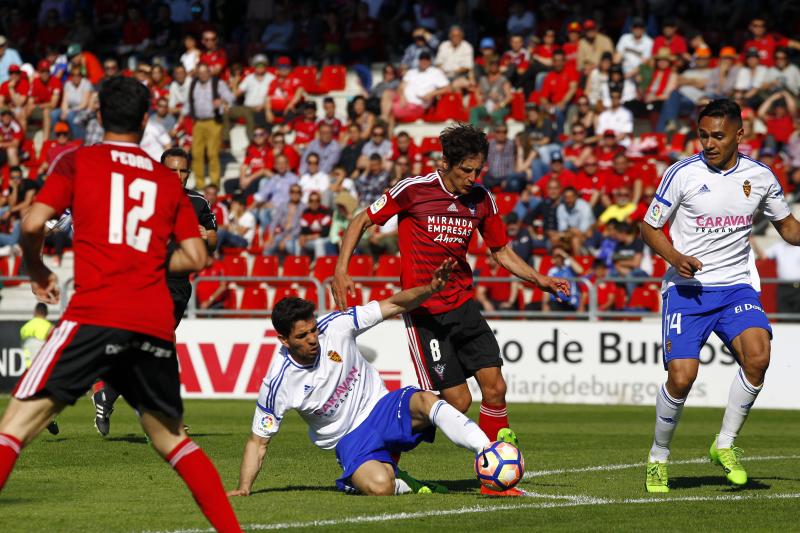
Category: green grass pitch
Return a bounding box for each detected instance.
[0,396,798,532]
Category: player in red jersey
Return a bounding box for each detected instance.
[0,77,241,532]
[333,124,570,496]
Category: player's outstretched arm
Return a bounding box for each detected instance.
[377,258,455,319]
[20,202,60,304]
[772,214,800,247]
[168,237,208,274]
[491,244,571,299]
[333,209,374,309]
[227,433,270,497]
[641,222,703,278]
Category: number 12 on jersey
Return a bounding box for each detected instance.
[108,173,157,252]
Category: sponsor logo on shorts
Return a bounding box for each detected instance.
[327,350,342,363]
[134,341,173,358]
[433,363,446,379]
[743,179,751,198]
[734,303,763,314]
[259,413,276,432]
[105,344,125,355]
[370,194,387,214]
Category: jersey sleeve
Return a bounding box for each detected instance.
[478,188,509,248]
[644,161,685,228]
[251,372,290,438]
[761,176,791,222]
[318,301,383,337]
[173,192,201,242]
[366,178,416,225]
[35,149,76,214]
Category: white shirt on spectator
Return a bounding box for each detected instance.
[140,117,173,160]
[181,49,200,73]
[765,240,800,280]
[597,106,634,144]
[763,63,800,96]
[168,78,191,110]
[616,33,654,75]
[735,66,769,91]
[402,66,450,107]
[239,71,276,108]
[435,40,474,78]
[231,210,257,245]
[299,171,330,203]
[601,79,637,107]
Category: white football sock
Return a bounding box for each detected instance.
[649,384,686,462]
[717,368,762,449]
[429,400,490,453]
[394,478,412,495]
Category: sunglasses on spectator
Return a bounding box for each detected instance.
[273,137,285,143]
[496,129,508,134]
[104,64,117,71]
[56,132,69,137]
[309,197,320,203]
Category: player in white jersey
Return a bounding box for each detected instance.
[641,99,800,492]
[227,259,501,497]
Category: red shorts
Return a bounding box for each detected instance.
[391,94,425,122]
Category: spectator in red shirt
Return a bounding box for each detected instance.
[264,131,300,173]
[27,60,61,141]
[562,22,582,71]
[117,6,151,57]
[602,153,643,207]
[538,50,578,134]
[759,147,789,191]
[317,97,343,139]
[204,184,229,229]
[0,64,29,130]
[391,131,422,164]
[287,101,318,149]
[757,90,796,148]
[743,17,800,68]
[200,30,227,77]
[0,109,23,167]
[232,126,270,196]
[267,56,305,123]
[298,191,335,258]
[651,17,689,63]
[149,65,171,108]
[540,151,575,187]
[38,121,75,177]
[521,28,558,96]
[567,155,602,208]
[594,130,625,170]
[562,123,593,171]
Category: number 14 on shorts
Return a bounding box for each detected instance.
[666,313,682,335]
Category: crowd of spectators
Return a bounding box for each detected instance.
[0,1,798,313]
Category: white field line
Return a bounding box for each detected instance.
[151,492,800,533]
[524,454,800,479]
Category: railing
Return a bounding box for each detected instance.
[2,275,799,322]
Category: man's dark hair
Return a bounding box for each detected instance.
[160,147,190,165]
[440,123,489,167]
[323,96,334,104]
[272,297,316,336]
[552,49,565,57]
[563,186,578,196]
[369,153,383,162]
[9,165,21,176]
[231,194,247,205]
[99,76,150,134]
[34,303,48,317]
[698,98,742,128]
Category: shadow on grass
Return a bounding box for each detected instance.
[251,486,339,495]
[670,476,771,491]
[105,435,148,444]
[429,479,481,493]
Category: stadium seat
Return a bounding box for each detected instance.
[246,255,279,287]
[651,256,667,278]
[756,258,777,314]
[222,255,248,286]
[640,133,667,160]
[669,132,687,155]
[292,66,318,92]
[419,136,442,154]
[494,192,518,216]
[273,286,301,305]
[303,283,332,310]
[614,285,628,310]
[345,287,364,307]
[314,65,347,93]
[239,287,268,313]
[537,255,553,275]
[375,255,401,280]
[627,286,660,313]
[574,255,594,273]
[348,255,374,279]
[595,280,618,312]
[369,286,394,301]
[0,256,8,277]
[313,255,338,283]
[433,93,468,122]
[282,255,311,278]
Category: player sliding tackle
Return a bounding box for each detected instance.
[229,259,505,497]
[642,98,800,493]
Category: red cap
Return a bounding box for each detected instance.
[276,56,292,67]
[567,21,582,32]
[7,64,20,74]
[603,129,616,137]
[54,121,70,134]
[37,59,51,71]
[583,19,597,30]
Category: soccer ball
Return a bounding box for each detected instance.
[475,441,524,491]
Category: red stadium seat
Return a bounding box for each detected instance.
[494,192,518,216]
[651,257,668,278]
[538,255,554,275]
[282,255,311,277]
[345,287,364,307]
[510,91,526,121]
[595,280,618,312]
[756,258,777,314]
[239,287,268,313]
[627,287,660,312]
[432,93,468,122]
[245,255,279,288]
[419,136,441,154]
[369,286,394,301]
[222,255,248,286]
[273,286,301,305]
[614,286,628,310]
[0,257,9,277]
[669,132,687,154]
[312,65,347,93]
[348,255,374,278]
[640,132,667,160]
[313,255,338,283]
[303,283,332,310]
[292,66,318,92]
[574,255,594,273]
[375,255,401,279]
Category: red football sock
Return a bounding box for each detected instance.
[166,438,242,533]
[479,402,509,441]
[92,381,105,394]
[0,433,22,491]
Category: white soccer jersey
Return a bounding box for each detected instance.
[645,153,790,291]
[251,302,388,450]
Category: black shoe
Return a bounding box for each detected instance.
[92,391,113,437]
[46,420,59,435]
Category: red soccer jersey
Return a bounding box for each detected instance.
[0,77,30,102]
[0,120,24,143]
[289,117,317,146]
[264,145,300,172]
[244,144,270,174]
[35,142,200,340]
[562,41,579,70]
[268,76,302,113]
[200,49,228,73]
[317,116,343,138]
[30,76,62,105]
[367,172,508,314]
[540,68,578,105]
[652,35,688,57]
[744,34,789,67]
[562,171,600,201]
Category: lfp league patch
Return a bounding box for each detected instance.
[370,194,387,214]
[259,412,276,433]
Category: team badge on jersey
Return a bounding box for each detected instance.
[743,180,751,198]
[328,350,342,363]
[370,194,387,214]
